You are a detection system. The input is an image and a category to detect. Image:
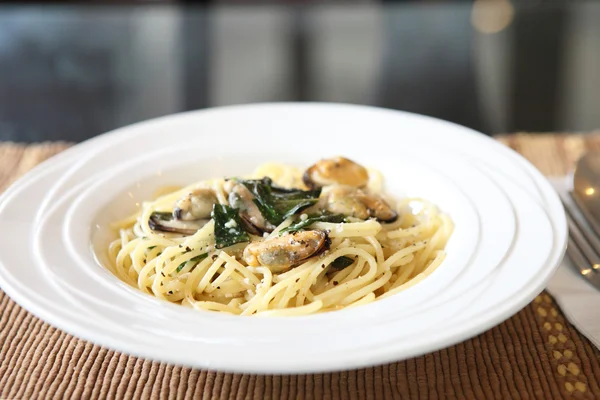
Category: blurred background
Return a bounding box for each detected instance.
[0,0,598,142]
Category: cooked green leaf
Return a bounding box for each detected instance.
[280,213,346,235]
[240,178,321,225]
[149,211,172,220]
[190,253,208,263]
[276,199,318,221]
[176,253,208,273]
[330,256,355,270]
[212,204,250,249]
[245,180,281,224]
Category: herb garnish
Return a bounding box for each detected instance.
[280,212,345,235]
[212,204,250,249]
[176,253,209,273]
[240,178,321,225]
[149,211,172,221]
[330,256,355,270]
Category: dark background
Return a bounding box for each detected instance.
[0,0,598,142]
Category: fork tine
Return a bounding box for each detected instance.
[567,236,592,274]
[562,197,600,266]
[571,192,600,238]
[566,236,600,289]
[571,194,600,245]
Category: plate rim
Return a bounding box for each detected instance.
[0,103,567,373]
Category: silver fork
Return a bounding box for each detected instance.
[561,192,600,289]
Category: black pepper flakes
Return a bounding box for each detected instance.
[333,281,339,286]
[186,246,192,252]
[168,290,173,294]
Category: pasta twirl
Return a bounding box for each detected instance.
[107,158,453,316]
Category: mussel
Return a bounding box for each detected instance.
[303,157,369,189]
[243,230,330,271]
[149,188,217,234]
[320,185,398,223]
[226,180,276,234]
[358,191,398,222]
[322,185,370,220]
[173,188,217,221]
[148,212,209,235]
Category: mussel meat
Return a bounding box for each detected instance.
[243,230,330,271]
[303,157,369,189]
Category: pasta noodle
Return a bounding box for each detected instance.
[107,159,453,316]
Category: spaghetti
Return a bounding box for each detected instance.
[107,157,453,316]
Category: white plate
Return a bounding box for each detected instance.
[34,146,499,336]
[0,103,567,373]
[35,104,549,221]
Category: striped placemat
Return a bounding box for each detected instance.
[1,135,600,399]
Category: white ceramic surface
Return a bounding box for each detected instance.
[0,103,567,373]
[32,146,493,339]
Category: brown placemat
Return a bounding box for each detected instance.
[1,136,600,399]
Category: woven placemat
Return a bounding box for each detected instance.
[1,136,600,399]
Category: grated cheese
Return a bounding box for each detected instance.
[224,219,238,228]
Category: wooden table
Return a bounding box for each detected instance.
[1,135,599,399]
